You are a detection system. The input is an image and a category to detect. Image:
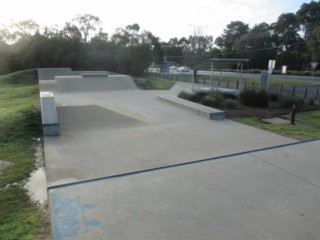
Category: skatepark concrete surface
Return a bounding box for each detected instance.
[39,69,320,240]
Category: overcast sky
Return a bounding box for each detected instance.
[0,0,312,41]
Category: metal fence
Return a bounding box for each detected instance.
[147,71,320,101]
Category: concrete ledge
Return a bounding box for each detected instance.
[157,95,225,120]
[40,92,59,136]
[81,72,108,77]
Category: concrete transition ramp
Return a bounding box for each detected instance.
[38,68,137,92]
[55,75,137,92]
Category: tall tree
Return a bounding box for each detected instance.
[297,1,320,63]
[215,21,249,57]
[296,1,320,39]
[72,14,101,43]
[307,25,320,61]
[233,23,277,69]
[274,13,304,69]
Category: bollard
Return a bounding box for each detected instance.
[291,105,296,125]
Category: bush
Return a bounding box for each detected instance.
[306,97,315,106]
[223,92,238,100]
[254,89,269,108]
[201,95,222,108]
[246,69,261,74]
[272,70,281,75]
[178,91,209,103]
[278,95,304,108]
[225,99,237,109]
[240,89,269,108]
[303,71,312,76]
[178,91,194,101]
[194,91,209,101]
[268,93,279,102]
[240,89,256,106]
[314,71,320,77]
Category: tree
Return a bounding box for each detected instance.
[307,25,320,61]
[72,14,101,43]
[233,23,277,69]
[296,1,320,63]
[274,13,304,69]
[215,21,249,57]
[296,1,320,39]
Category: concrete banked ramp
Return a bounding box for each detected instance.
[38,68,137,92]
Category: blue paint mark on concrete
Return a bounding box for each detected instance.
[51,192,100,239]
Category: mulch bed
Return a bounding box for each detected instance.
[220,102,318,119]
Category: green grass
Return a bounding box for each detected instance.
[0,186,43,240]
[235,110,320,139]
[0,70,49,239]
[133,76,175,90]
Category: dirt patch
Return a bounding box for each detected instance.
[220,101,319,119]
[0,160,12,176]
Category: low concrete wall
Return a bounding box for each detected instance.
[40,92,59,136]
[157,95,225,120]
[55,75,137,92]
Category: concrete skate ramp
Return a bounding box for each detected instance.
[38,68,72,80]
[56,75,137,92]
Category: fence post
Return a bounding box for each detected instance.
[291,105,296,125]
[236,80,239,89]
[218,79,221,87]
[292,86,296,95]
[280,84,283,94]
[304,88,308,100]
[315,89,319,100]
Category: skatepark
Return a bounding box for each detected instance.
[39,68,320,240]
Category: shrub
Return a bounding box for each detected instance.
[240,89,269,108]
[306,97,315,106]
[278,95,304,108]
[201,95,222,108]
[254,89,269,108]
[303,71,312,76]
[272,70,281,75]
[225,99,237,109]
[194,91,209,101]
[240,89,256,106]
[314,71,320,77]
[178,91,194,101]
[223,92,238,100]
[246,69,261,74]
[268,93,279,102]
[209,91,225,102]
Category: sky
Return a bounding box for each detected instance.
[0,0,313,42]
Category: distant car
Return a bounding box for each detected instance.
[170,66,177,71]
[176,66,190,72]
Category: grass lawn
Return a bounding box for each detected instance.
[236,110,320,140]
[0,70,50,239]
[133,76,175,90]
